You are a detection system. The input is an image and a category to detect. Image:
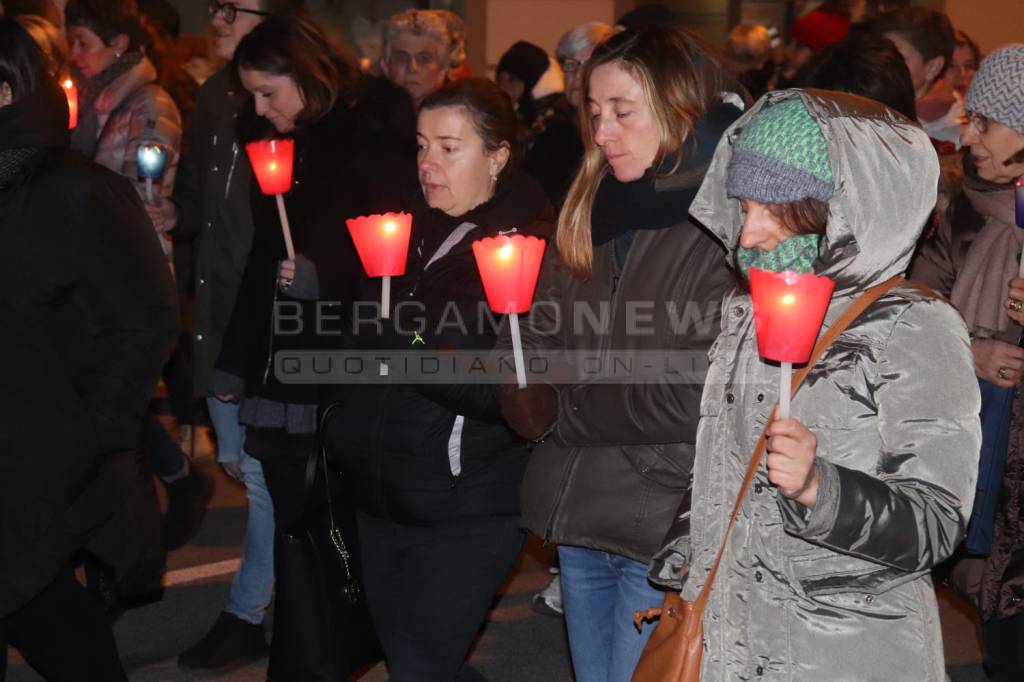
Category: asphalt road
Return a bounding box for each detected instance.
[4,460,991,682]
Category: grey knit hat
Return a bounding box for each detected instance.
[726,99,834,204]
[965,44,1024,134]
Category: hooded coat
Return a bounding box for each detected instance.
[655,90,981,681]
[0,81,178,616]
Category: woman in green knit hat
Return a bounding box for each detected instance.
[649,91,981,680]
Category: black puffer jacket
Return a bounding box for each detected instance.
[324,173,554,525]
[0,81,177,616]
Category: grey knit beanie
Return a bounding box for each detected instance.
[726,98,833,204]
[965,44,1024,135]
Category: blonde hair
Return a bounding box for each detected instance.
[558,27,723,278]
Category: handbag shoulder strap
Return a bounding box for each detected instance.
[693,274,910,610]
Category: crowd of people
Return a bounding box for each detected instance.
[0,0,1022,681]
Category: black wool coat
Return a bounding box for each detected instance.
[0,82,178,616]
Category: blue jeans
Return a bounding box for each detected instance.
[558,546,664,682]
[207,397,275,625]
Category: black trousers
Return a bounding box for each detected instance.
[982,612,1024,681]
[1,567,127,682]
[357,511,523,682]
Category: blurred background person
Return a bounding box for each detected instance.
[776,0,858,88]
[496,39,578,208]
[725,22,774,100]
[797,32,916,120]
[556,21,615,117]
[946,29,981,98]
[379,8,465,108]
[912,44,1024,682]
[216,13,415,679]
[14,12,68,78]
[145,0,303,672]
[497,27,739,682]
[0,17,177,680]
[866,7,956,144]
[326,77,552,682]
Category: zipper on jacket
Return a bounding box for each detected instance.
[223,143,239,201]
[544,448,581,541]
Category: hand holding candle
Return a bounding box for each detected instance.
[246,139,296,260]
[62,79,78,129]
[472,234,546,388]
[346,212,413,319]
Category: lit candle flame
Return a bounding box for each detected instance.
[384,221,396,234]
[62,79,73,90]
[498,244,513,261]
[781,293,796,306]
[269,161,277,172]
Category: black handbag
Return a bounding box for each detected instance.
[266,406,382,682]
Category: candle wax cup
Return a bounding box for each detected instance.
[136,144,168,179]
[346,212,413,277]
[748,268,834,364]
[472,234,546,315]
[62,80,78,130]
[245,139,295,195]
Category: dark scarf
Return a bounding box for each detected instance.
[0,149,38,188]
[590,101,743,249]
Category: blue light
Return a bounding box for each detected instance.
[137,144,168,179]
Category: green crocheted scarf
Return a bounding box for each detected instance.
[737,234,821,276]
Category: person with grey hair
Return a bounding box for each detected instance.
[556,20,615,111]
[380,8,464,107]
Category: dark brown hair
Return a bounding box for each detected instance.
[233,13,361,129]
[419,77,522,184]
[867,7,955,69]
[766,198,830,237]
[0,17,46,101]
[65,0,147,51]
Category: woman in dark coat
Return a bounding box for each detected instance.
[323,78,554,682]
[0,18,177,681]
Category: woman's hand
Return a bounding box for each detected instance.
[972,338,1024,388]
[278,258,295,289]
[1007,277,1024,325]
[766,418,819,508]
[144,196,178,234]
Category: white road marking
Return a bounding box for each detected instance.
[162,558,241,587]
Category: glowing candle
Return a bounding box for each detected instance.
[136,143,169,202]
[345,212,413,319]
[748,268,834,418]
[62,79,78,129]
[246,139,296,260]
[472,234,546,387]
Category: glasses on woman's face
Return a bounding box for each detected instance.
[387,49,441,72]
[208,0,270,25]
[558,57,583,74]
[966,111,990,134]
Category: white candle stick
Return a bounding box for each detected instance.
[381,275,391,319]
[509,312,527,389]
[145,177,154,203]
[275,194,295,261]
[779,361,792,420]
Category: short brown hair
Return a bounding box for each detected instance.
[420,78,521,184]
[766,198,830,237]
[233,13,361,129]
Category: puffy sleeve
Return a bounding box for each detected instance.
[779,298,981,571]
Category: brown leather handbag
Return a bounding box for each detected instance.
[631,275,911,682]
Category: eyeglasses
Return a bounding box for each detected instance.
[558,57,584,74]
[387,49,442,71]
[966,111,990,133]
[209,0,270,25]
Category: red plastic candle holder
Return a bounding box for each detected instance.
[246,139,294,195]
[62,79,78,129]
[346,213,413,277]
[472,234,546,314]
[748,268,834,364]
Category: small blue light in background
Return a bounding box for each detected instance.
[137,144,168,179]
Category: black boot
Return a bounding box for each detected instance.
[162,462,214,551]
[178,612,268,673]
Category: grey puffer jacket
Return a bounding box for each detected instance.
[655,90,982,681]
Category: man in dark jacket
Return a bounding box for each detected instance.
[0,19,177,680]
